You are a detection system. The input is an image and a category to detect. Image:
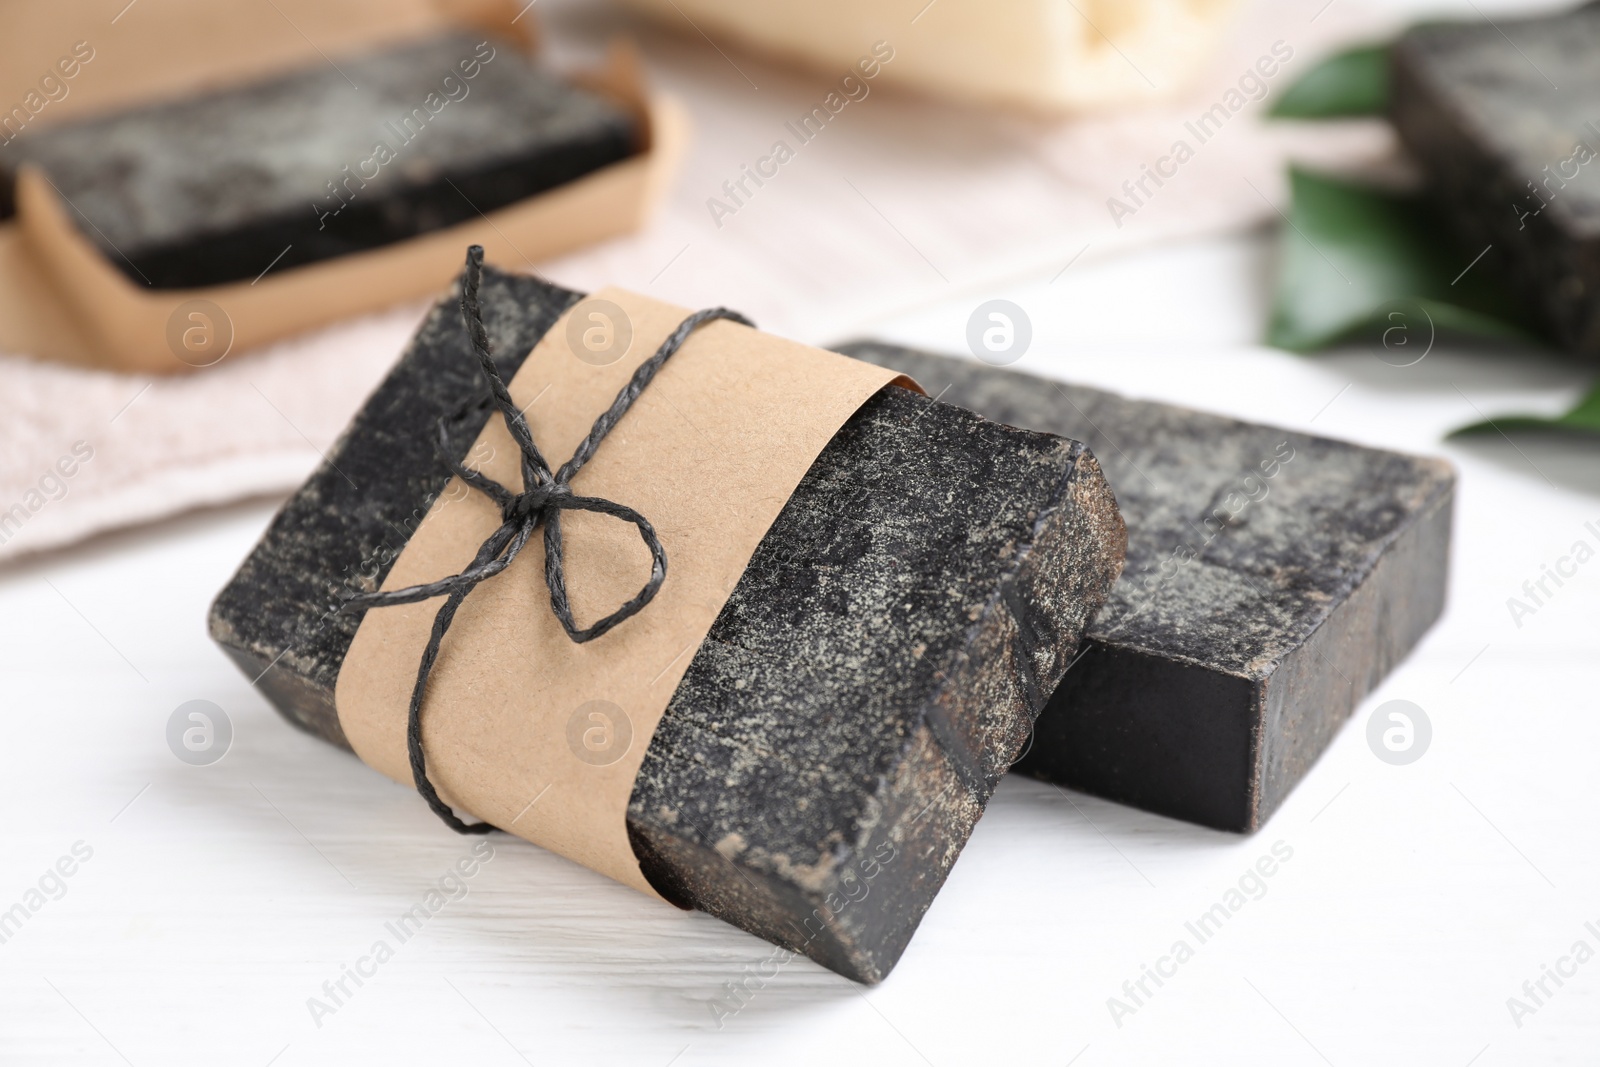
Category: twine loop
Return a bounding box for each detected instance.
[341,245,753,833]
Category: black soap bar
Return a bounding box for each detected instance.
[0,32,635,288]
[209,267,1126,983]
[1390,5,1600,354]
[837,342,1454,833]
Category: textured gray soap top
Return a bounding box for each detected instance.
[841,345,1448,678]
[1393,5,1600,233]
[0,31,634,284]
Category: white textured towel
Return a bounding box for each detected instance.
[0,0,1399,563]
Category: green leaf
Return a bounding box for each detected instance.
[1266,167,1537,354]
[1450,380,1600,437]
[1270,44,1391,119]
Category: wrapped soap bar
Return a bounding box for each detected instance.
[0,31,635,287]
[209,258,1126,982]
[839,342,1454,833]
[1390,5,1600,354]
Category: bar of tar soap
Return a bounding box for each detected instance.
[208,266,1126,983]
[1391,5,1600,354]
[838,342,1454,833]
[0,32,635,288]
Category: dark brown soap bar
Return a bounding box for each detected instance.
[837,342,1454,833]
[209,266,1126,983]
[0,32,634,288]
[1390,5,1600,354]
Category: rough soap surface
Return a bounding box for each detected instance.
[838,342,1454,832]
[0,32,635,287]
[209,267,1126,983]
[1391,6,1600,354]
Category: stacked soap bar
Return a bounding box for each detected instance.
[209,266,1126,983]
[0,32,635,288]
[839,343,1454,833]
[1390,5,1600,355]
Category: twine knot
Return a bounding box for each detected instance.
[502,482,572,525]
[341,245,753,834]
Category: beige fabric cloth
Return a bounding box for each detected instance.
[0,0,1400,563]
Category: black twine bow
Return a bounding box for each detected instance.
[342,245,753,834]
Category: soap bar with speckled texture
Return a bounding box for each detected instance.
[0,32,635,288]
[838,342,1454,833]
[1390,6,1600,355]
[208,266,1126,983]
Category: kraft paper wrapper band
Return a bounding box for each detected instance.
[334,288,913,898]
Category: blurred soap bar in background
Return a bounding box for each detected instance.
[0,31,636,288]
[1390,4,1600,355]
[619,0,1241,111]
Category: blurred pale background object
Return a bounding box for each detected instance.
[618,0,1244,111]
